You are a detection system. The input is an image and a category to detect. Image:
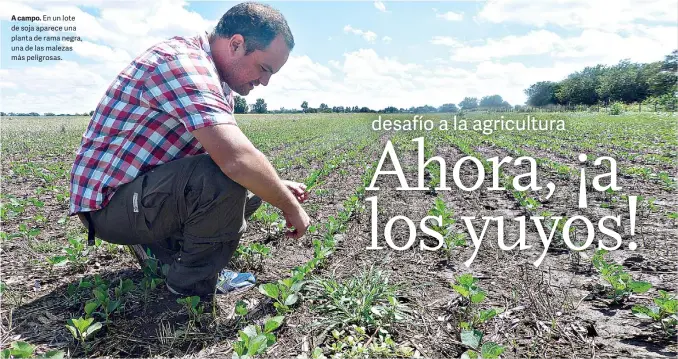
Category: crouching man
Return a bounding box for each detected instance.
[68,2,310,297]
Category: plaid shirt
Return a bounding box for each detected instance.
[69,32,236,215]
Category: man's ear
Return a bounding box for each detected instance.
[230,34,245,55]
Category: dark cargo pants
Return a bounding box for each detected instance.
[78,154,262,296]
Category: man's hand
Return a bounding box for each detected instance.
[284,206,311,239]
[282,180,309,203]
[281,180,310,239]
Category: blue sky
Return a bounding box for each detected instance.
[1,0,675,113]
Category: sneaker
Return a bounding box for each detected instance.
[165,269,256,297]
[216,269,256,294]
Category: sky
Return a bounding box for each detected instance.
[1,0,676,114]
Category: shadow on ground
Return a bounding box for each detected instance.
[4,269,272,357]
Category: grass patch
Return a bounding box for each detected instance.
[305,266,412,332]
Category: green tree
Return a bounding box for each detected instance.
[252,98,268,114]
[301,101,308,113]
[458,97,478,110]
[556,65,605,105]
[438,103,458,113]
[596,59,648,103]
[479,95,506,108]
[662,49,677,72]
[234,95,249,114]
[647,50,678,97]
[319,103,330,113]
[524,81,559,106]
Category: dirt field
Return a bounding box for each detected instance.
[1,112,676,358]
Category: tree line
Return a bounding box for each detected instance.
[6,50,675,116]
[235,50,676,114]
[524,50,676,107]
[233,95,517,114]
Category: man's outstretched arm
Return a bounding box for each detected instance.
[192,123,310,239]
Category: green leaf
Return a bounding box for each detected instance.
[280,278,294,289]
[264,316,285,333]
[477,308,499,323]
[290,280,305,293]
[632,305,660,320]
[84,301,99,316]
[235,301,248,316]
[49,256,68,266]
[65,324,79,340]
[284,293,299,306]
[452,284,470,298]
[470,290,486,304]
[461,329,483,349]
[247,334,268,355]
[457,274,476,287]
[273,302,289,314]
[190,296,201,309]
[73,317,94,334]
[241,325,258,339]
[83,321,102,339]
[628,281,652,293]
[460,350,478,359]
[233,340,248,356]
[481,342,505,359]
[10,341,35,358]
[106,300,121,314]
[265,332,276,347]
[93,288,107,302]
[259,283,279,299]
[2,348,11,359]
[658,298,677,314]
[39,350,65,359]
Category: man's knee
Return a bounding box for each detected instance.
[184,155,249,233]
[188,155,248,206]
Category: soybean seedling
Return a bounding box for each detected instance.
[177,296,204,333]
[65,317,102,355]
[632,290,678,336]
[232,316,284,359]
[592,249,652,304]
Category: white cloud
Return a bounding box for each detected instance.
[436,11,464,21]
[450,30,561,62]
[1,61,116,113]
[446,27,675,64]
[478,0,676,31]
[374,1,387,13]
[249,48,583,110]
[2,0,675,113]
[343,25,378,43]
[1,0,215,113]
[69,40,133,63]
[2,1,215,60]
[430,36,463,47]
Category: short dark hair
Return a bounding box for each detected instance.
[212,2,294,54]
